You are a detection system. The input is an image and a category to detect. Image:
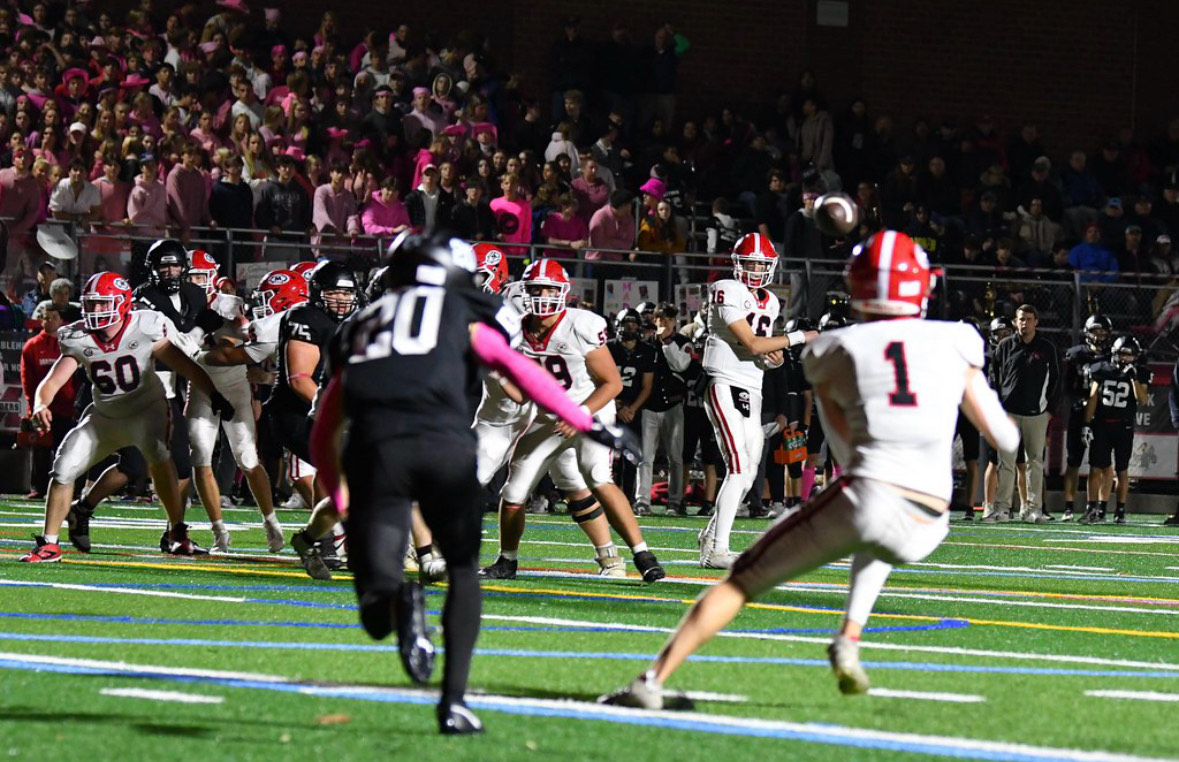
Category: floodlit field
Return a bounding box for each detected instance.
[2,496,1178,761]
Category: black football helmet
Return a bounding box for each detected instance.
[309,260,359,321]
[385,230,477,292]
[145,238,189,294]
[989,316,1014,348]
[1110,334,1142,369]
[615,309,642,341]
[366,265,389,303]
[1083,314,1113,353]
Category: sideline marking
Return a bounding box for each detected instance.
[868,688,985,703]
[100,687,224,704]
[0,651,1169,762]
[1085,690,1179,703]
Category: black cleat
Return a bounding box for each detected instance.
[437,701,484,735]
[291,531,332,580]
[319,536,345,571]
[163,523,208,556]
[747,505,769,519]
[632,550,666,583]
[1080,507,1103,525]
[396,582,435,685]
[66,499,94,552]
[960,506,974,521]
[1061,508,1075,522]
[1114,508,1127,525]
[697,504,714,517]
[479,556,518,579]
[1164,513,1179,527]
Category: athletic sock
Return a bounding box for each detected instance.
[499,549,518,561]
[263,512,281,527]
[211,520,226,533]
[44,533,59,544]
[1099,500,1109,516]
[1065,500,1074,514]
[630,541,648,554]
[1117,502,1126,513]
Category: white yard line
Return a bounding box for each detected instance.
[868,688,985,703]
[100,687,224,704]
[1085,690,1179,703]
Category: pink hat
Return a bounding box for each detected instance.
[292,50,308,62]
[16,12,33,26]
[639,178,666,200]
[412,86,429,97]
[199,40,222,54]
[263,7,280,22]
[283,145,305,161]
[61,68,89,88]
[325,127,349,140]
[216,0,249,13]
[441,124,466,137]
[472,122,497,137]
[422,163,439,174]
[89,35,106,47]
[312,46,325,56]
[271,44,286,58]
[354,139,372,150]
[120,73,151,88]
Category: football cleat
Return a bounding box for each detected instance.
[696,504,714,517]
[291,530,332,580]
[211,526,231,554]
[1061,508,1075,522]
[596,550,627,578]
[320,535,345,571]
[697,519,715,552]
[828,635,870,695]
[18,534,62,563]
[981,509,1010,524]
[700,549,740,570]
[264,520,285,553]
[632,502,651,517]
[396,582,435,685]
[598,670,665,710]
[66,499,94,552]
[1114,508,1127,525]
[666,503,687,517]
[1080,506,1103,525]
[1163,513,1179,527]
[479,556,518,579]
[418,551,448,584]
[960,505,974,521]
[164,523,208,556]
[437,701,484,735]
[632,550,666,583]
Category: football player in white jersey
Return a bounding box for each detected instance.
[19,272,236,562]
[698,233,818,568]
[600,231,1020,709]
[185,255,283,553]
[481,259,666,582]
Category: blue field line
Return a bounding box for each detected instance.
[1,632,1177,679]
[0,656,1166,762]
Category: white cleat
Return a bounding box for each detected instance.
[598,670,664,709]
[699,549,740,570]
[264,520,285,553]
[596,550,628,578]
[280,492,308,511]
[697,518,716,552]
[211,528,231,554]
[419,551,448,584]
[828,634,870,695]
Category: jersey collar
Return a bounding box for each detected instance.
[91,313,133,353]
[524,311,566,352]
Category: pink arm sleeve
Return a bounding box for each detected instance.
[308,371,346,511]
[470,322,594,432]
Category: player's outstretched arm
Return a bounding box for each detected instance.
[960,367,1020,454]
[727,317,817,356]
[153,339,233,420]
[469,322,592,432]
[308,371,347,511]
[285,340,321,405]
[202,344,254,367]
[31,355,79,430]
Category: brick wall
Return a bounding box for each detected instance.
[118,0,1179,161]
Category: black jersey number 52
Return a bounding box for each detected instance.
[350,287,445,362]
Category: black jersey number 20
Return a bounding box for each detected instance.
[350,287,445,362]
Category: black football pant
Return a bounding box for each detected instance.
[344,432,483,704]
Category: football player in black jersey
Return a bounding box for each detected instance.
[1061,314,1111,520]
[1082,335,1151,524]
[309,232,639,734]
[643,304,693,516]
[272,260,358,577]
[608,309,657,512]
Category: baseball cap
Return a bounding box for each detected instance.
[1126,224,1142,235]
[1032,156,1051,172]
[1158,234,1172,244]
[1107,197,1122,209]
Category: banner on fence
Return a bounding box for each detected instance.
[602,280,658,317]
[0,331,28,433]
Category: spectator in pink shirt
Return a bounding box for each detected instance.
[490,173,533,256]
[0,147,44,284]
[587,189,637,279]
[571,157,610,224]
[312,161,361,257]
[90,155,132,270]
[166,142,214,240]
[361,177,411,236]
[540,194,589,259]
[127,153,168,238]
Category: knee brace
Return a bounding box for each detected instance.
[568,495,604,523]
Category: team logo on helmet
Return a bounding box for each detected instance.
[113,277,130,290]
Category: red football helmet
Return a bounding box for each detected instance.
[521,258,570,316]
[731,233,778,289]
[291,261,318,284]
[81,271,132,331]
[188,249,219,297]
[473,242,509,294]
[253,269,309,319]
[846,230,935,317]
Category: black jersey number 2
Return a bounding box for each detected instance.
[884,341,917,406]
[351,287,445,362]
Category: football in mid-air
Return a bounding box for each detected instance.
[813,192,860,238]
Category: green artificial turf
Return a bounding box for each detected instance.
[1,498,1178,761]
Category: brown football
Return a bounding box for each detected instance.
[813,192,860,237]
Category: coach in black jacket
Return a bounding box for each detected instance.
[988,303,1058,523]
